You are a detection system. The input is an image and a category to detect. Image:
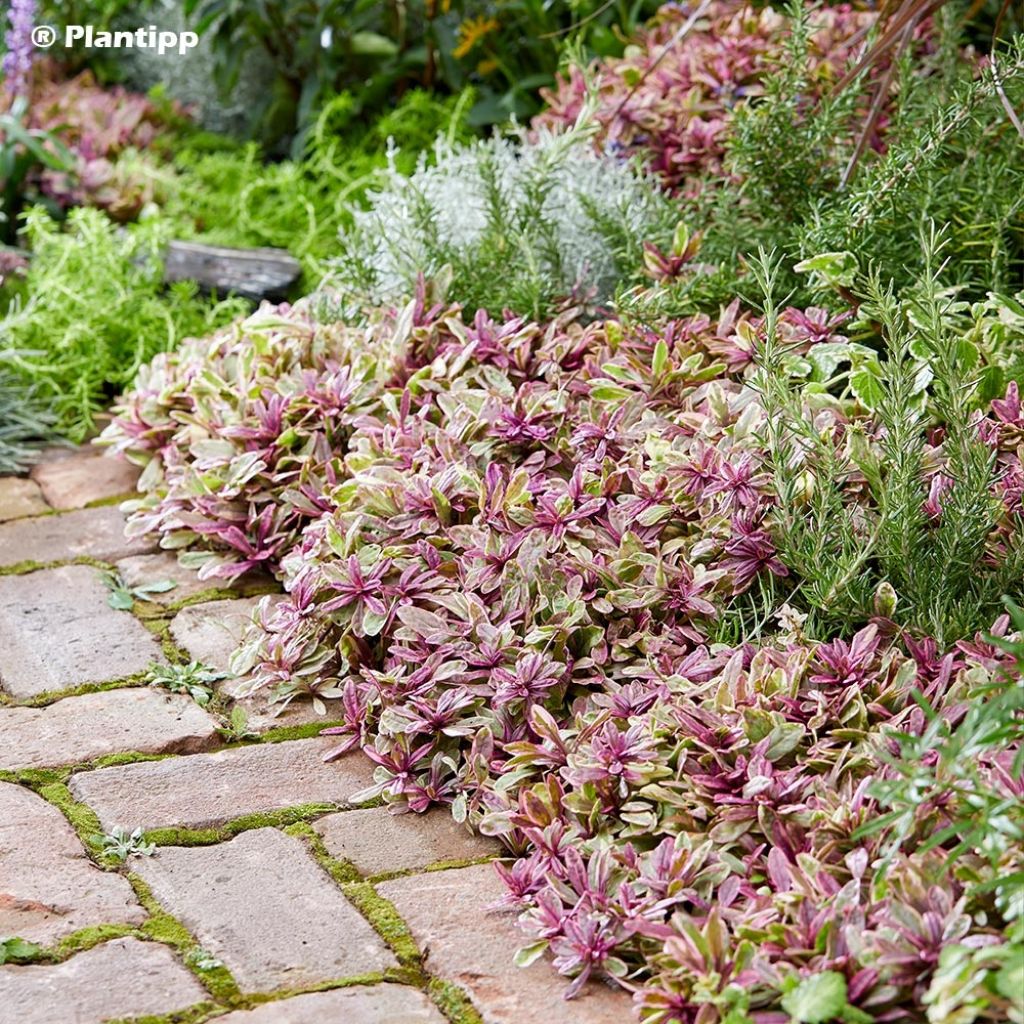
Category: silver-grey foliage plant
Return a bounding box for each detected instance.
[329,116,671,318]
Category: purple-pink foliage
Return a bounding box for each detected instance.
[105,293,1023,1021]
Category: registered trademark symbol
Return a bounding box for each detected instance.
[31,25,57,48]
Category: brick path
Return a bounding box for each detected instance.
[0,449,630,1024]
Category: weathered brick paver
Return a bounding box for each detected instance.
[170,596,272,669]
[68,738,375,831]
[114,551,213,605]
[0,565,165,698]
[314,808,498,876]
[30,449,140,509]
[116,552,276,607]
[0,477,48,522]
[0,471,627,1024]
[0,689,219,770]
[379,863,632,1024]
[0,937,207,1024]
[0,505,156,567]
[134,828,396,991]
[0,783,145,945]
[214,983,446,1022]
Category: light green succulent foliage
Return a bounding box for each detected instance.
[0,207,248,443]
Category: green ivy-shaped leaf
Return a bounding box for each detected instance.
[850,368,886,411]
[781,971,849,1023]
[0,937,41,965]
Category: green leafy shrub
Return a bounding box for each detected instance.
[163,88,474,286]
[708,12,1024,302]
[183,0,659,148]
[0,95,74,244]
[0,206,247,441]
[752,244,1024,645]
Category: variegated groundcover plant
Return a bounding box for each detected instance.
[103,280,1024,1022]
[99,1,1024,1022]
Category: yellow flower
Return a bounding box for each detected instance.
[453,15,499,59]
[476,57,499,76]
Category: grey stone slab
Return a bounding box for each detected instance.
[0,782,145,945]
[212,984,445,1023]
[0,506,156,567]
[379,864,631,1024]
[0,688,219,770]
[314,808,497,877]
[0,937,206,1024]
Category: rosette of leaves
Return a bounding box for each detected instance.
[106,267,1024,1019]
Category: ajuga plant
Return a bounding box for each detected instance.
[536,0,876,195]
[106,265,1024,1020]
[752,241,1024,646]
[328,116,674,319]
[0,206,247,441]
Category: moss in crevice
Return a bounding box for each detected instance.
[36,781,107,856]
[367,852,500,885]
[102,1001,220,1024]
[83,493,135,510]
[0,924,134,964]
[128,874,242,1005]
[0,554,113,577]
[143,803,341,848]
[428,978,486,1024]
[339,882,421,969]
[49,923,136,960]
[284,821,361,885]
[163,582,280,615]
[0,766,67,786]
[16,673,149,709]
[254,719,347,744]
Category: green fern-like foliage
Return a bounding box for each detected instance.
[0,207,248,442]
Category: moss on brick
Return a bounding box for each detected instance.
[255,719,345,744]
[17,673,149,709]
[142,803,341,848]
[36,781,107,855]
[49,924,136,961]
[0,766,66,786]
[284,821,362,884]
[0,554,113,577]
[102,1002,219,1024]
